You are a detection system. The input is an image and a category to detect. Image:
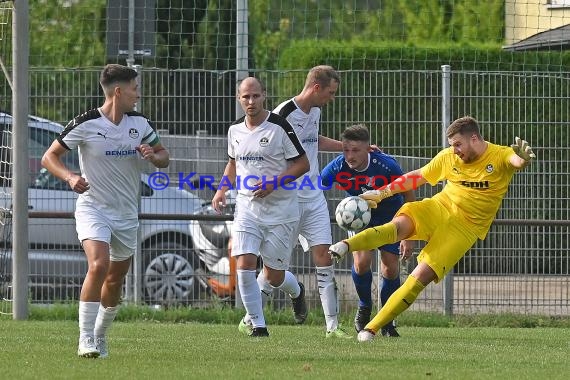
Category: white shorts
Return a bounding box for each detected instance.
[231,218,297,271]
[296,196,332,252]
[75,204,139,262]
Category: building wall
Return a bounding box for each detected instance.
[505,0,570,44]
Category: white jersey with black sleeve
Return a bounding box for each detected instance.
[57,108,160,220]
[228,112,305,224]
[273,98,322,202]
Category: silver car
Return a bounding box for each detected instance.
[0,112,232,305]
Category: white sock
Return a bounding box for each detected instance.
[79,301,100,339]
[244,270,274,325]
[274,271,300,298]
[316,265,339,331]
[94,304,119,338]
[237,269,265,328]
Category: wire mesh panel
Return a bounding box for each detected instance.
[0,2,12,316]
[449,70,570,315]
[3,1,570,317]
[1,67,569,316]
[0,1,12,69]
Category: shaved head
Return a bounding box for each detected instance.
[237,77,265,95]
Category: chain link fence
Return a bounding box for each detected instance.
[1,68,569,316]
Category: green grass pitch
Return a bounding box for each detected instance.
[1,320,569,379]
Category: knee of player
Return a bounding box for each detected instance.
[393,217,414,240]
[380,252,400,277]
[381,265,400,279]
[311,245,333,266]
[87,260,110,278]
[353,253,372,274]
[264,268,285,287]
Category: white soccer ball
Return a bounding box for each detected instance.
[334,196,371,232]
[357,329,375,342]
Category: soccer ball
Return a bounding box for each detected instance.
[357,329,375,342]
[335,196,371,232]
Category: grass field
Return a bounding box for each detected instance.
[1,319,569,379]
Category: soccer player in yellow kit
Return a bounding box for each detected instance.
[328,116,536,342]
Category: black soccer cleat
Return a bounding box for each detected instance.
[291,282,308,324]
[381,321,400,337]
[354,305,372,333]
[248,327,270,337]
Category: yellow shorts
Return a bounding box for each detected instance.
[397,198,478,283]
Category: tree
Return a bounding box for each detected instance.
[450,1,504,43]
[396,0,450,42]
[30,0,106,68]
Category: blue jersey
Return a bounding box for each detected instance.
[321,151,405,226]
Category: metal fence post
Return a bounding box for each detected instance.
[123,63,143,305]
[133,64,143,305]
[12,0,30,320]
[441,65,453,316]
[233,0,248,309]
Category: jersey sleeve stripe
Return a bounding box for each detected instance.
[56,137,71,150]
[142,130,159,145]
[267,112,306,156]
[60,108,100,139]
[276,99,296,118]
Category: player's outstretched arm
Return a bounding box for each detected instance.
[360,169,426,208]
[359,188,393,209]
[510,136,536,169]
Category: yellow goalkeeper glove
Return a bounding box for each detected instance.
[511,137,536,161]
[359,188,393,209]
[328,241,349,263]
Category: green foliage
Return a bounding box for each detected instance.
[451,0,504,43]
[250,0,505,68]
[152,0,235,70]
[249,0,291,70]
[278,39,570,72]
[390,0,504,44]
[198,0,236,70]
[153,0,208,69]
[30,0,106,68]
[14,0,507,72]
[360,5,405,41]
[397,0,449,42]
[18,0,107,118]
[275,39,570,161]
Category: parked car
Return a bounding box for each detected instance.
[0,111,232,305]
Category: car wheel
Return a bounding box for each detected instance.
[142,241,204,306]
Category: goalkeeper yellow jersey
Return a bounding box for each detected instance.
[420,142,516,239]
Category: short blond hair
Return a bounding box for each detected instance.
[304,65,340,89]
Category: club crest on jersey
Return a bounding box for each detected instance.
[129,128,139,139]
[259,137,269,147]
[486,164,494,173]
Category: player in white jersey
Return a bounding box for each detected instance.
[270,65,352,338]
[212,77,309,337]
[42,64,169,358]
